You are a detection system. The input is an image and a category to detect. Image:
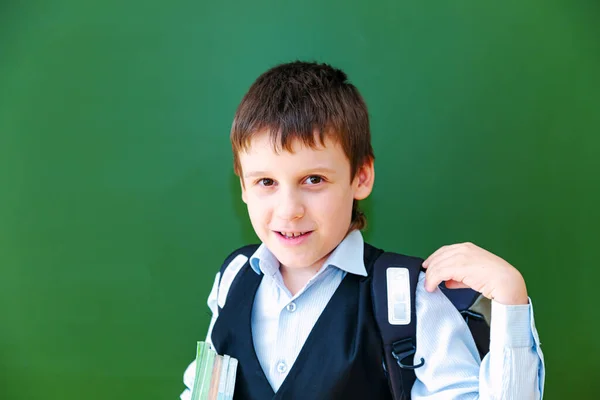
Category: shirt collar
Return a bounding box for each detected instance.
[249,229,368,277]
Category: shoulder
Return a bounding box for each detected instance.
[218,243,260,274]
[364,242,424,273]
[213,244,261,310]
[220,244,260,266]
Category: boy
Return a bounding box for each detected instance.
[181,61,544,399]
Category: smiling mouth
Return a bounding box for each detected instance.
[276,231,312,239]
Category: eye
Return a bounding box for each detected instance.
[304,175,324,185]
[257,178,275,187]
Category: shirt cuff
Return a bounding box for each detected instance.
[490,297,534,348]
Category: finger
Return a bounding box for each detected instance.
[444,280,470,289]
[423,244,452,266]
[427,261,492,296]
[425,273,448,292]
[424,266,455,292]
[423,247,464,270]
[423,243,463,267]
[424,257,468,292]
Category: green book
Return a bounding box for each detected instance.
[191,341,238,400]
[191,342,206,399]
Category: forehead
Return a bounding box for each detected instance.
[239,131,350,174]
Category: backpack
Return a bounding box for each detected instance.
[371,251,491,399]
[216,245,491,400]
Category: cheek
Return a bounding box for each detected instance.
[245,193,271,222]
[310,188,354,223]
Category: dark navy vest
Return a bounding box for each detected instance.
[211,243,393,400]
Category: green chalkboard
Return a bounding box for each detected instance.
[1,1,599,399]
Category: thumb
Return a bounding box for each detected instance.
[444,280,470,290]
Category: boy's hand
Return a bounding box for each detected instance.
[422,242,529,305]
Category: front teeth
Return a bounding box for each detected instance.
[281,232,306,238]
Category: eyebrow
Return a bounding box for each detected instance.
[243,167,338,179]
[243,171,269,179]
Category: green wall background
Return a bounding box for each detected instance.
[1,1,599,399]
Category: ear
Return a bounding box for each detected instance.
[353,158,375,201]
[240,178,248,204]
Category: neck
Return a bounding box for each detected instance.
[280,257,327,296]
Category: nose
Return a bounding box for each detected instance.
[274,187,305,221]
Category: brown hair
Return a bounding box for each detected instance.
[230,61,374,230]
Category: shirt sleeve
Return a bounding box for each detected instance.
[179,272,221,400]
[411,272,545,399]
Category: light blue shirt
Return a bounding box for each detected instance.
[181,230,545,399]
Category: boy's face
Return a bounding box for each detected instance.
[239,131,374,273]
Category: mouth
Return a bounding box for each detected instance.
[276,231,312,239]
[275,231,313,242]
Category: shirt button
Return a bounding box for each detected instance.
[276,361,287,373]
[286,302,297,312]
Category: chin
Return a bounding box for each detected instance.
[272,252,316,270]
[274,255,307,269]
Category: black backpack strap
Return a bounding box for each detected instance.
[215,244,260,312]
[371,252,425,400]
[218,244,260,274]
